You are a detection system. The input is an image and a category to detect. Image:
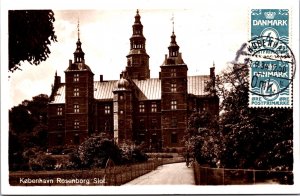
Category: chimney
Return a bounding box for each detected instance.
[100,75,103,82]
[69,59,72,67]
[210,64,216,89]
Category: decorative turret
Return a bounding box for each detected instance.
[113,71,133,144]
[163,19,184,65]
[66,21,91,71]
[168,32,179,57]
[115,71,131,91]
[73,21,85,63]
[125,9,150,80]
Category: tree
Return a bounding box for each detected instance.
[9,94,49,170]
[184,111,221,167]
[9,94,49,134]
[211,62,293,171]
[9,10,57,72]
[69,135,123,169]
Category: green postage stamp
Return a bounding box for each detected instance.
[247,9,294,108]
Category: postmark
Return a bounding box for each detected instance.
[246,9,294,108]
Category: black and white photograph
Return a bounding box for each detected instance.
[1,0,299,194]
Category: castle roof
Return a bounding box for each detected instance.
[49,75,210,104]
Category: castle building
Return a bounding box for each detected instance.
[48,10,219,151]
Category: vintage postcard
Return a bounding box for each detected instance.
[1,0,299,195]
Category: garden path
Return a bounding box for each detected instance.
[124,162,195,185]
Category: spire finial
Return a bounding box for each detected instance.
[213,61,215,67]
[136,9,139,14]
[77,18,80,41]
[171,13,175,33]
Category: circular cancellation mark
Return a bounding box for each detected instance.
[237,35,296,97]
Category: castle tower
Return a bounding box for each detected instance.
[113,71,133,144]
[64,22,94,145]
[160,24,188,150]
[125,9,150,80]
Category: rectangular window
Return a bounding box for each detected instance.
[74,74,79,82]
[151,118,158,129]
[171,117,177,127]
[171,69,176,77]
[171,83,177,92]
[58,121,63,128]
[171,132,178,144]
[74,120,79,129]
[73,88,79,96]
[151,103,157,112]
[171,100,177,110]
[74,104,79,113]
[105,105,110,114]
[57,106,63,116]
[139,119,145,129]
[139,102,145,113]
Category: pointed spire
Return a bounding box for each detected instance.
[55,70,57,76]
[77,18,80,41]
[171,13,175,33]
[74,19,85,63]
[168,14,179,57]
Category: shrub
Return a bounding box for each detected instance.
[28,151,57,171]
[69,136,122,169]
[119,142,148,164]
[43,155,57,170]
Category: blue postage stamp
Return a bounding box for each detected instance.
[247,9,295,108]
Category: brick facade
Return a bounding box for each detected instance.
[48,10,219,151]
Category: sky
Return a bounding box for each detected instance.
[5,0,297,109]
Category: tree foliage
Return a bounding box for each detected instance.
[9,94,49,134]
[184,111,222,167]
[9,94,49,171]
[69,135,123,169]
[212,62,293,171]
[69,136,148,169]
[9,10,57,72]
